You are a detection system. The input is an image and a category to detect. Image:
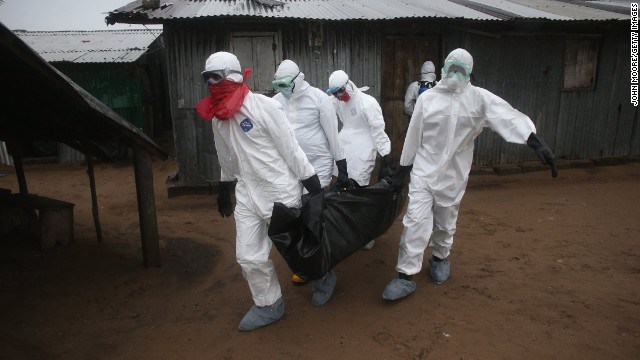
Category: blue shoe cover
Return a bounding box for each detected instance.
[382,278,416,300]
[429,258,450,284]
[312,270,337,306]
[238,297,285,331]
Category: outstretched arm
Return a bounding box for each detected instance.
[481,89,557,177]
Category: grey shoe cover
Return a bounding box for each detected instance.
[382,278,416,300]
[429,258,450,284]
[238,296,285,331]
[312,270,337,306]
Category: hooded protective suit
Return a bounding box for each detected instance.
[204,52,317,307]
[327,70,391,186]
[396,48,537,275]
[404,61,437,117]
[273,60,345,187]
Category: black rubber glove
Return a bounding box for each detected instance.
[335,159,350,190]
[378,154,393,181]
[301,174,322,196]
[391,165,412,191]
[527,133,558,178]
[217,181,235,217]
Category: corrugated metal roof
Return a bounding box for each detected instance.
[14,29,163,63]
[0,22,167,160]
[106,0,630,24]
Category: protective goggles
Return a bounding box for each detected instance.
[442,60,472,81]
[328,87,347,98]
[202,68,243,85]
[272,72,300,93]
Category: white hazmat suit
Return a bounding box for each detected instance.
[273,60,345,187]
[327,70,391,186]
[404,60,437,117]
[397,48,537,276]
[204,53,317,311]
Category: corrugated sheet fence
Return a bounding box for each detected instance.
[165,19,636,186]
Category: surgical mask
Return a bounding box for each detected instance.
[443,76,463,90]
[272,72,300,94]
[202,68,243,85]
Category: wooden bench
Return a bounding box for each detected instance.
[1,192,74,250]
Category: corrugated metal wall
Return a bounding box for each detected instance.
[283,21,382,100]
[165,20,384,186]
[447,25,636,165]
[165,19,635,186]
[164,23,221,185]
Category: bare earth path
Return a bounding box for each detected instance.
[0,159,639,359]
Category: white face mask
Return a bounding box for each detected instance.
[443,76,460,90]
[442,72,468,90]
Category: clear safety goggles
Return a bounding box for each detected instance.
[272,72,300,93]
[329,87,347,98]
[202,68,243,85]
[442,60,471,81]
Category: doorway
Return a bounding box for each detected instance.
[230,31,283,95]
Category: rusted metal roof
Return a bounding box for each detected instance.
[105,0,630,24]
[14,29,163,63]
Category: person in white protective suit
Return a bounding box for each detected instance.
[383,48,558,301]
[326,70,393,250]
[272,60,349,190]
[404,60,437,117]
[196,52,337,331]
[272,59,350,286]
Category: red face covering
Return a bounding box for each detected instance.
[197,69,252,121]
[336,91,350,102]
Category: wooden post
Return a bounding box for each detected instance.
[84,149,103,242]
[6,138,28,194]
[132,145,161,267]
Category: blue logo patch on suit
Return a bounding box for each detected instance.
[240,118,254,132]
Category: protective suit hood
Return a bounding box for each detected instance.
[439,48,473,91]
[420,61,436,82]
[275,59,299,78]
[444,48,473,72]
[327,70,349,93]
[327,70,369,97]
[274,59,305,95]
[202,51,244,83]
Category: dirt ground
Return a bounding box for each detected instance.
[0,158,639,360]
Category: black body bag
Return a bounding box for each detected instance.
[268,180,405,282]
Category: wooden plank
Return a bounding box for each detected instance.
[85,150,103,242]
[6,138,28,194]
[133,145,161,267]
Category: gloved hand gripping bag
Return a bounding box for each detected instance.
[268,180,405,282]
